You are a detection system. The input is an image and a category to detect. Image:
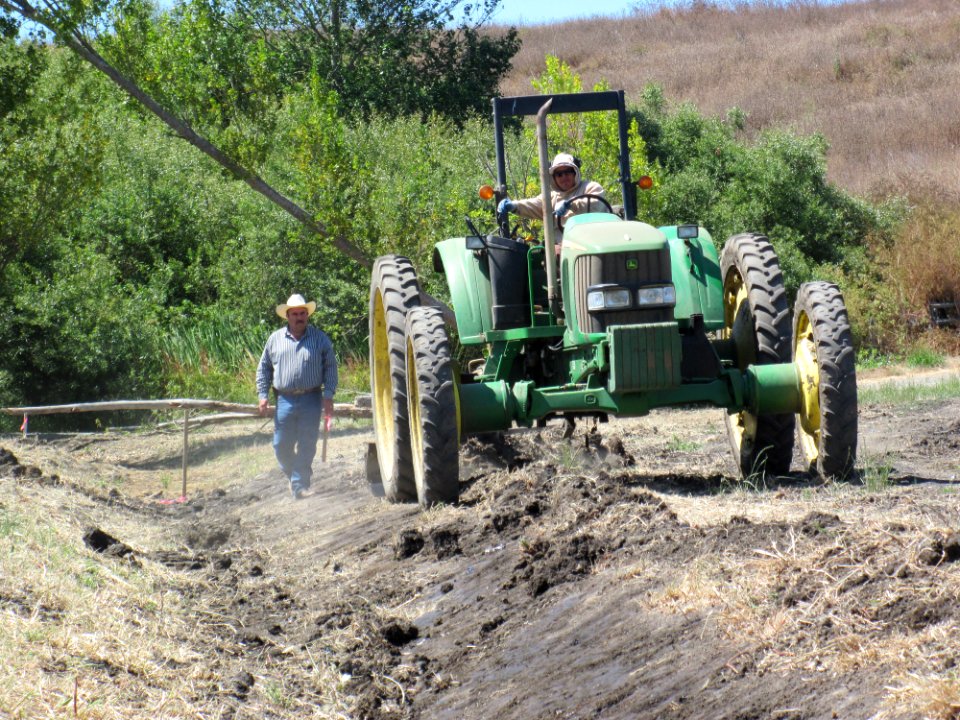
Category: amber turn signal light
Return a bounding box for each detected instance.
[637,175,653,190]
[478,185,495,200]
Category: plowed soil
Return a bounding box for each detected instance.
[3,365,960,719]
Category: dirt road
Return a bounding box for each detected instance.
[3,367,960,719]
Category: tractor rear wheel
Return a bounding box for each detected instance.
[793,282,858,480]
[405,306,460,507]
[369,255,421,502]
[720,233,795,478]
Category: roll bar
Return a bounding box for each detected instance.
[492,90,636,237]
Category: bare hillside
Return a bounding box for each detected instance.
[500,0,960,200]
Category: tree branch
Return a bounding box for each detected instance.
[3,0,373,268]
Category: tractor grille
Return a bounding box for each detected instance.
[608,324,682,392]
[574,249,673,334]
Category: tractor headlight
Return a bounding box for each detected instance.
[586,285,632,311]
[637,285,677,307]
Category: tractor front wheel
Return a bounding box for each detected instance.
[405,306,460,507]
[369,255,421,502]
[720,233,795,478]
[793,282,858,480]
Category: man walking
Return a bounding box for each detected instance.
[256,293,338,499]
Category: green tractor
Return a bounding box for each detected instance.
[369,90,858,507]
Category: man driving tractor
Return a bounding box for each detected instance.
[497,152,605,236]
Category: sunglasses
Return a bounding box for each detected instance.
[553,168,576,178]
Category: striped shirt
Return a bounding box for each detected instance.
[256,324,338,400]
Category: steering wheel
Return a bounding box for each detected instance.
[555,193,615,229]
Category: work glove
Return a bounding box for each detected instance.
[497,198,516,214]
[553,200,570,218]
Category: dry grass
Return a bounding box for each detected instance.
[11,422,277,499]
[881,201,960,340]
[625,506,960,717]
[500,0,960,202]
[0,430,350,719]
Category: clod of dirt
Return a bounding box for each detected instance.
[394,529,425,559]
[916,532,960,565]
[229,670,255,700]
[82,527,134,557]
[0,448,48,483]
[429,527,461,559]
[463,433,530,471]
[479,615,505,636]
[239,632,265,648]
[876,594,957,630]
[184,525,233,550]
[380,619,419,647]
[148,549,206,570]
[601,433,635,467]
[838,570,870,592]
[799,511,842,536]
[11,464,42,479]
[525,533,604,597]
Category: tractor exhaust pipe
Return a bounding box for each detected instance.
[536,99,559,315]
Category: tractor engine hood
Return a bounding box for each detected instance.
[560,215,667,254]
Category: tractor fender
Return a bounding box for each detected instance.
[660,226,724,330]
[434,237,492,344]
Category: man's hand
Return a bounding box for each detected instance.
[258,398,270,417]
[323,397,334,418]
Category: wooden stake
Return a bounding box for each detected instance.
[181,409,189,498]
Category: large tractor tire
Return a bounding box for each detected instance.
[404,306,460,507]
[369,255,421,502]
[720,233,795,478]
[793,282,858,480]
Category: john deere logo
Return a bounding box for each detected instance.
[626,259,639,271]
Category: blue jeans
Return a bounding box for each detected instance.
[273,392,322,492]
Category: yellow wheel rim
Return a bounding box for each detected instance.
[371,292,395,471]
[723,271,757,453]
[453,367,462,446]
[406,337,424,488]
[794,310,821,465]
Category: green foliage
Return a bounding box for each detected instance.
[234,0,519,121]
[0,47,106,272]
[905,347,945,368]
[667,435,701,452]
[1,242,167,427]
[101,0,519,129]
[859,376,960,407]
[102,0,288,168]
[859,450,894,492]
[0,37,45,117]
[856,348,897,370]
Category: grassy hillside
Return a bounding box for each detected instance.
[501,0,960,201]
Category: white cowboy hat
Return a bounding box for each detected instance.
[276,293,316,319]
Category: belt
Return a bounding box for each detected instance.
[274,386,320,397]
